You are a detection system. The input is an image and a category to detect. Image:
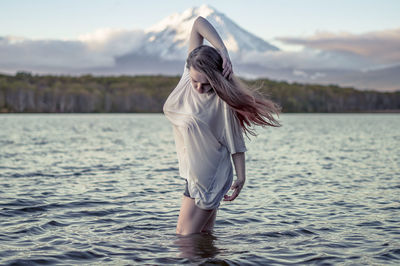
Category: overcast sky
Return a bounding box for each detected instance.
[1,0,399,51]
[1,0,399,91]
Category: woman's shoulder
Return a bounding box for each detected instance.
[175,62,190,84]
[166,63,191,99]
[182,62,190,77]
[181,64,191,88]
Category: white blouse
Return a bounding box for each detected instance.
[163,62,247,210]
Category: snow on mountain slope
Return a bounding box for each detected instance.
[138,4,279,61]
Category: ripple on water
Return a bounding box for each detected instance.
[0,114,399,265]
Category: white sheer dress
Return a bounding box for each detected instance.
[163,62,247,210]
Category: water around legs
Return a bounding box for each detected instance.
[176,195,217,235]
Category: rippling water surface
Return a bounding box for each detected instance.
[0,113,399,265]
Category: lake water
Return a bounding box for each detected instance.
[0,113,399,265]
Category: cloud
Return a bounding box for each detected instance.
[1,25,399,79]
[276,27,400,67]
[237,28,400,72]
[0,28,145,73]
[239,47,376,71]
[0,37,111,70]
[78,28,146,56]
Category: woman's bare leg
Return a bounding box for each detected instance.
[176,196,217,235]
[201,209,217,233]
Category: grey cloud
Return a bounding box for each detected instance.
[1,26,398,81]
[0,29,146,73]
[0,38,110,69]
[239,47,377,71]
[79,29,146,57]
[276,28,400,66]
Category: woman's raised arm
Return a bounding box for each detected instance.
[188,16,233,79]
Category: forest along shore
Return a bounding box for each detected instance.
[1,72,399,113]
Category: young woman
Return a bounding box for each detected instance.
[163,16,281,235]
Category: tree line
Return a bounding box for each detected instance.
[0,71,399,113]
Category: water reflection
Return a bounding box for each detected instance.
[174,233,219,259]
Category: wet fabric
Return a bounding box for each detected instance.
[163,62,247,210]
[183,179,194,199]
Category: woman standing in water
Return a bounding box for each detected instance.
[163,16,281,235]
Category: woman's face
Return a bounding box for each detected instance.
[189,67,212,94]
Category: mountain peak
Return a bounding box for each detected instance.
[145,5,218,33]
[142,5,279,60]
[191,4,218,17]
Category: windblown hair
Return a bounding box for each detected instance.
[186,45,281,136]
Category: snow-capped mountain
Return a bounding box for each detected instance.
[110,5,399,91]
[1,4,397,91]
[135,4,279,61]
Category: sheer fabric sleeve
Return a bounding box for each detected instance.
[181,62,189,80]
[222,102,247,154]
[174,62,190,87]
[163,61,190,114]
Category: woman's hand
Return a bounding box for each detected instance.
[188,17,234,79]
[223,178,245,201]
[226,152,245,201]
[218,48,233,80]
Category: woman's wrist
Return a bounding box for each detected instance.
[237,176,246,182]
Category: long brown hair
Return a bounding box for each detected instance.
[186,45,281,136]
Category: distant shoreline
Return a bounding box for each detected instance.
[1,72,399,113]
